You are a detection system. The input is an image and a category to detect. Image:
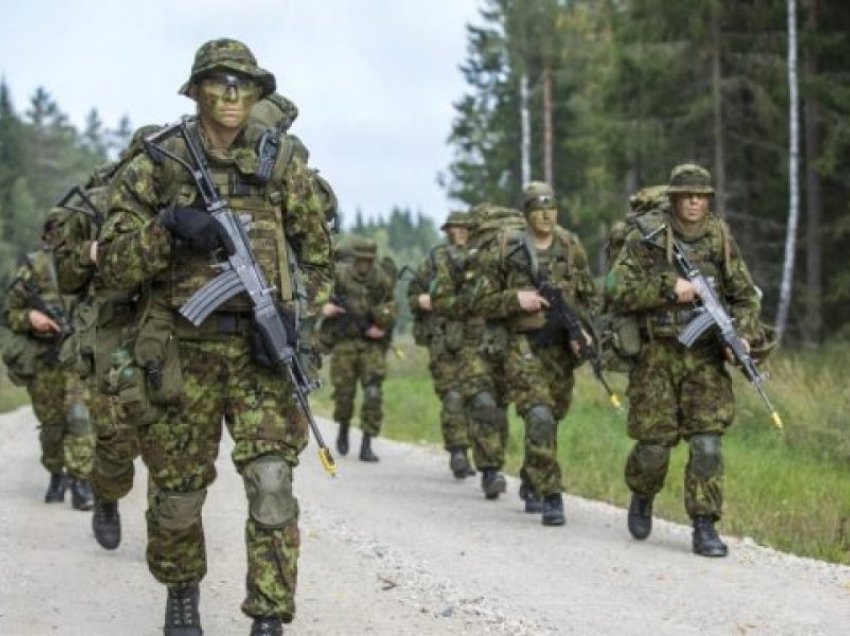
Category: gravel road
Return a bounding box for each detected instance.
[1,405,848,635]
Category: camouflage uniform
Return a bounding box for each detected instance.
[471,184,598,522]
[326,237,396,443]
[407,212,474,469]
[97,39,332,626]
[2,250,95,490]
[605,164,761,554]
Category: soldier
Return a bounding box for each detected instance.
[48,157,151,551]
[471,183,598,526]
[605,163,762,557]
[322,235,397,462]
[97,39,333,636]
[1,220,95,510]
[407,211,476,478]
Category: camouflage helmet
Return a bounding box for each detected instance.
[667,163,714,195]
[349,235,378,261]
[521,181,557,214]
[440,210,471,230]
[179,38,276,99]
[250,92,299,132]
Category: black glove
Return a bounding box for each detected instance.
[158,207,235,256]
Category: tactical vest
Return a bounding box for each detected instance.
[500,227,577,332]
[150,121,296,314]
[331,261,391,339]
[641,215,730,339]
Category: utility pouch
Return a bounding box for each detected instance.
[104,344,159,427]
[481,323,508,359]
[0,330,38,386]
[443,320,465,353]
[411,315,431,347]
[133,302,184,406]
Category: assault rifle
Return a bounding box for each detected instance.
[144,118,337,476]
[520,238,622,411]
[637,220,783,430]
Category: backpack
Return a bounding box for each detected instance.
[599,185,669,372]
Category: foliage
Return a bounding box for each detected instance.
[446,0,850,341]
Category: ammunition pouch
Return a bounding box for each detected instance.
[411,314,431,347]
[480,322,508,359]
[442,320,465,353]
[598,312,642,373]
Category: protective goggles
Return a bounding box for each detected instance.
[198,72,259,97]
[525,195,557,212]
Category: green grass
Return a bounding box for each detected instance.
[313,337,850,565]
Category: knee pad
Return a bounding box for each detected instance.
[242,455,297,529]
[364,383,382,402]
[443,390,464,415]
[151,486,206,531]
[634,443,670,472]
[66,402,92,436]
[469,392,506,428]
[525,404,556,446]
[689,434,722,479]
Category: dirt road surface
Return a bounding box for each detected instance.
[1,405,848,635]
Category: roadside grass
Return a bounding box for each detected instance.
[313,337,850,565]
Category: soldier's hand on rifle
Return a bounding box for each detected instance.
[28,309,60,334]
[417,293,432,311]
[518,289,550,313]
[320,302,346,318]
[365,325,386,340]
[724,339,750,364]
[674,277,700,303]
[158,206,236,256]
[569,328,593,358]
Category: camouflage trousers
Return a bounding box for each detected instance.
[506,334,576,498]
[460,337,509,471]
[427,339,471,450]
[89,322,140,502]
[624,339,734,519]
[329,339,387,437]
[28,366,94,479]
[140,335,308,622]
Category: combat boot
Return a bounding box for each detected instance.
[627,493,654,540]
[69,477,94,511]
[541,494,566,526]
[92,498,122,550]
[519,482,545,514]
[692,516,728,557]
[481,469,506,500]
[250,616,283,636]
[44,471,67,503]
[448,446,474,479]
[164,583,202,636]
[359,433,379,462]
[336,422,350,456]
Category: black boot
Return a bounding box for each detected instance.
[481,469,506,500]
[92,498,122,550]
[164,584,202,636]
[250,616,283,636]
[519,482,545,514]
[336,422,350,456]
[541,494,566,526]
[44,471,67,503]
[69,477,94,511]
[448,447,473,479]
[692,516,728,557]
[359,434,379,462]
[627,493,654,540]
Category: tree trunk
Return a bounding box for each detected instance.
[541,62,554,185]
[520,72,531,185]
[710,1,727,218]
[803,0,822,345]
[776,0,800,342]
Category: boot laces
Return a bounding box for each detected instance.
[169,588,198,626]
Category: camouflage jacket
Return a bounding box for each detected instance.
[328,261,397,339]
[97,120,332,315]
[471,226,599,332]
[604,213,761,341]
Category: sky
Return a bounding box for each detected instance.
[1,0,484,226]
